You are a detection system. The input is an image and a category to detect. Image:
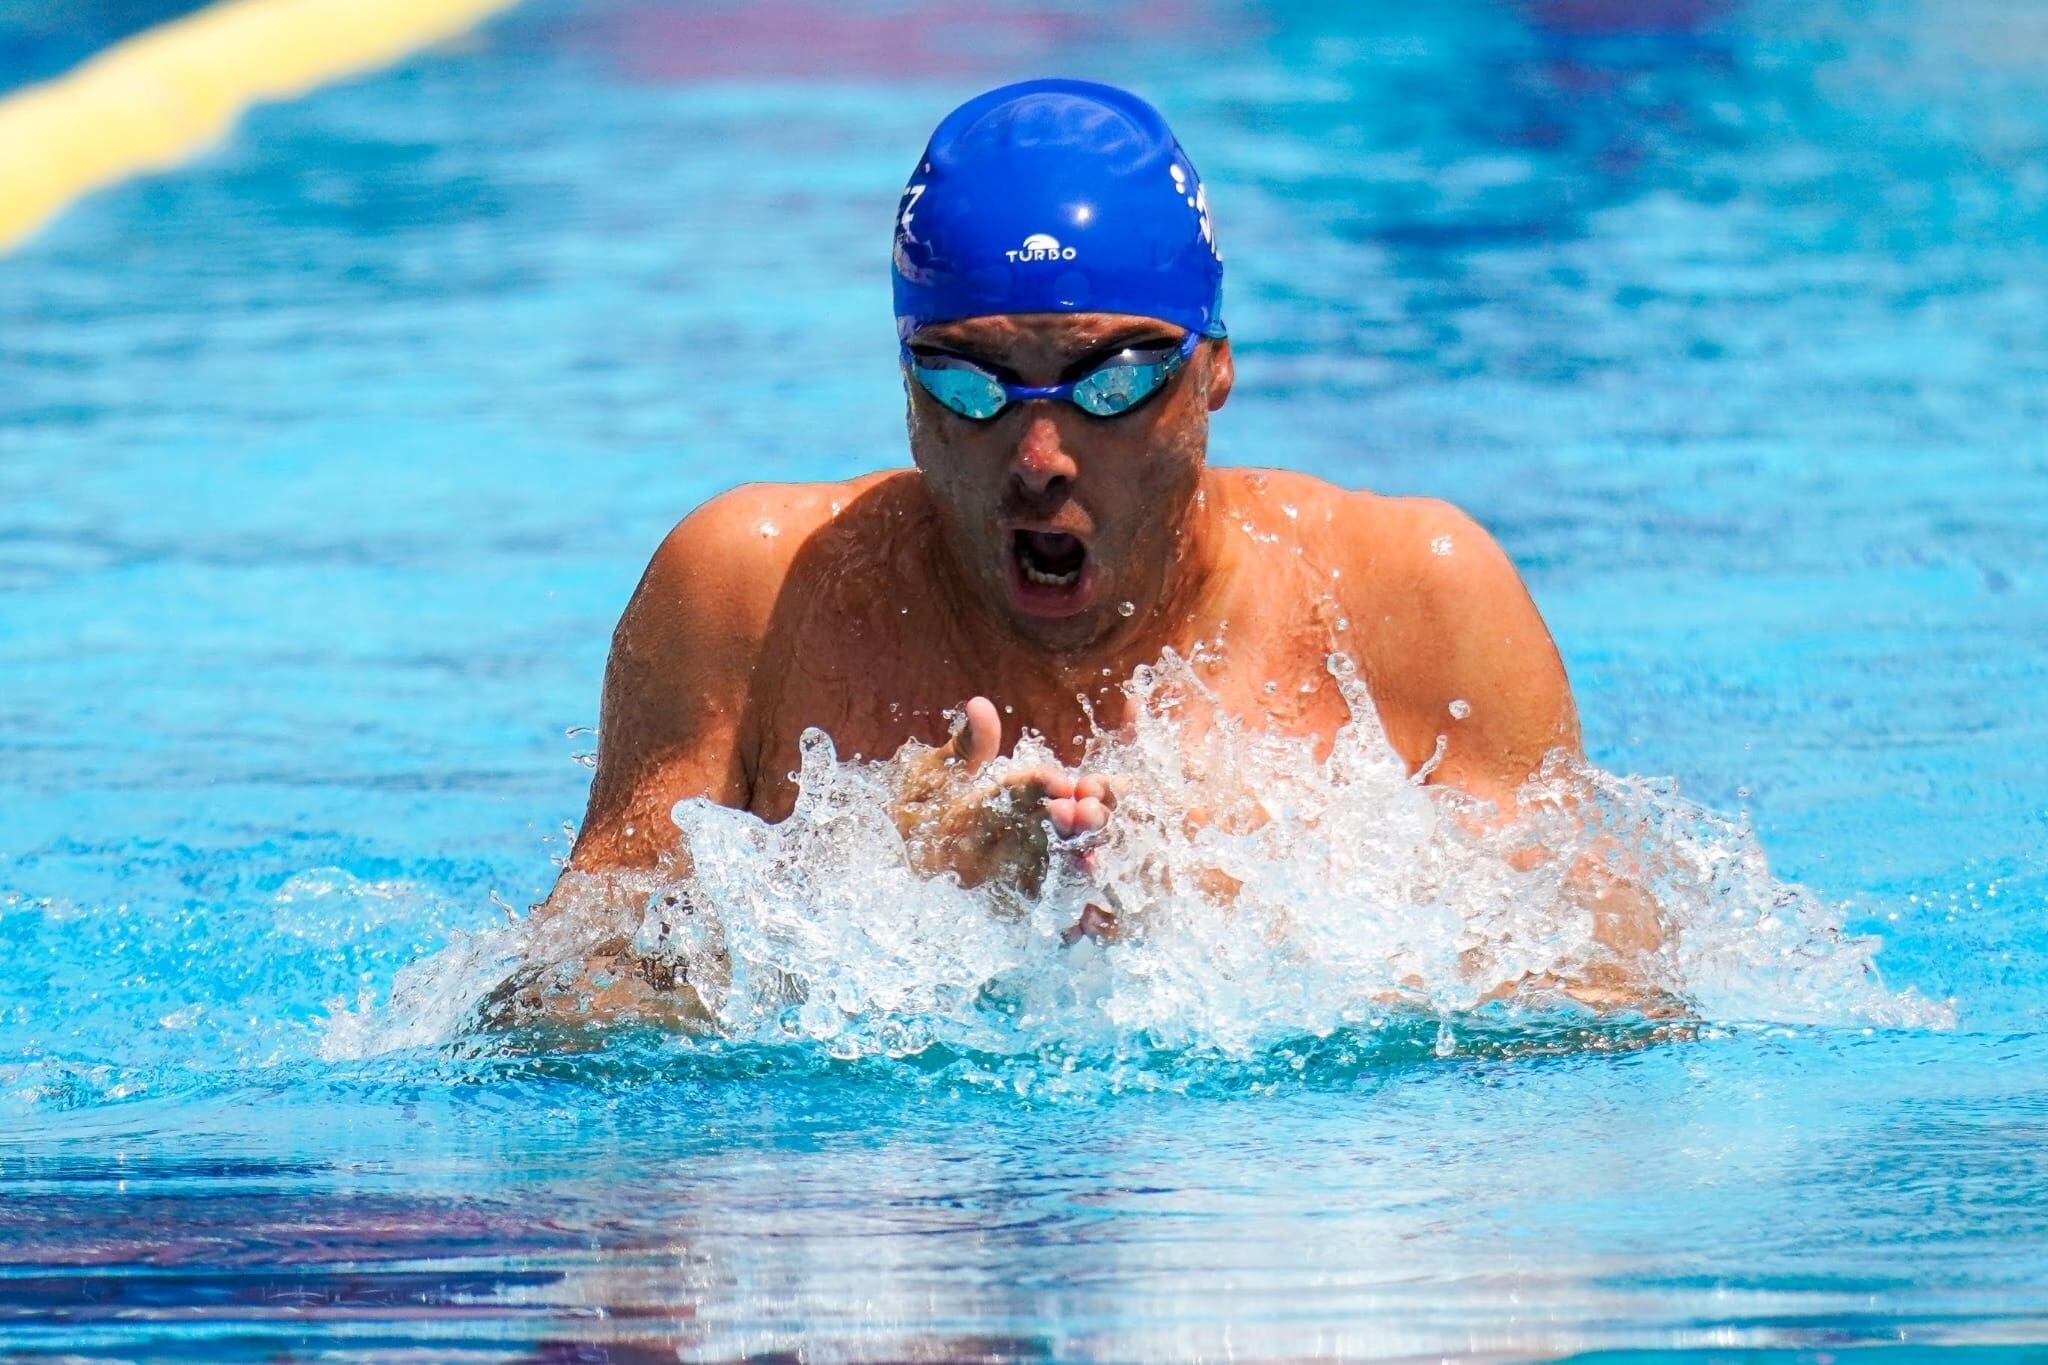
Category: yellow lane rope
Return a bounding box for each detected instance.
[0,0,519,252]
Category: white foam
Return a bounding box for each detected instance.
[327,650,1948,1065]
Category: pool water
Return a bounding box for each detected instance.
[3,0,2047,1358]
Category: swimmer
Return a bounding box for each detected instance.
[485,79,1665,1029]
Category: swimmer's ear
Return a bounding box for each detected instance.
[1204,338,1234,412]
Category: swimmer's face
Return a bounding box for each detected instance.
[904,311,1234,648]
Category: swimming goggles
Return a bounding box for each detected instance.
[901,330,1199,421]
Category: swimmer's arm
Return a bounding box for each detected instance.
[1350,498,1672,1009]
[553,489,782,888]
[490,491,789,1030]
[562,507,769,878]
[1353,497,1580,806]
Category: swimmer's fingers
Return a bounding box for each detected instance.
[1060,902,1120,947]
[1047,769,1114,839]
[1074,773,1117,807]
[1003,765,1074,800]
[1045,795,1111,838]
[1045,796,1079,836]
[991,765,1074,828]
[945,696,1002,770]
[1071,772,1130,811]
[898,697,1004,804]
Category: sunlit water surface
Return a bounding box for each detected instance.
[2,0,2046,1359]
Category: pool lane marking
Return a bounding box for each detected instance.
[0,0,520,253]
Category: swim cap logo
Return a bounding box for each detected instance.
[1171,162,1220,261]
[1006,233,1078,264]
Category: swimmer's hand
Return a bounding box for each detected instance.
[893,696,1113,901]
[477,931,716,1039]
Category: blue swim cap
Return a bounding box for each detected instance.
[892,79,1225,342]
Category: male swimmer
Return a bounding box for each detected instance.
[488,79,1663,1026]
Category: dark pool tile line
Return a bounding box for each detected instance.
[0,1266,567,1315]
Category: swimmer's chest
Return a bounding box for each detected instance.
[743,595,1364,820]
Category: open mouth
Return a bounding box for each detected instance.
[1015,530,1086,587]
[1007,529,1095,617]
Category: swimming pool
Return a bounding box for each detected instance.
[3,0,2046,1357]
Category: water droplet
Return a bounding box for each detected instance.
[1116,599,1136,617]
[756,520,780,538]
[1430,534,1454,556]
[1263,680,1278,693]
[1448,699,1472,720]
[1335,618,1349,631]
[1434,1020,1456,1057]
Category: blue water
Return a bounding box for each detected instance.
[3,0,2047,1357]
[0,0,215,95]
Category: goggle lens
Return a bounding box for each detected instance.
[910,361,1007,420]
[1070,357,1173,416]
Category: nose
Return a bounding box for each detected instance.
[1009,407,1078,502]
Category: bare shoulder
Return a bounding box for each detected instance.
[1208,470,1538,632]
[635,471,905,635]
[573,471,908,866]
[611,470,913,714]
[1340,493,1524,603]
[1208,466,1351,527]
[1328,490,1582,801]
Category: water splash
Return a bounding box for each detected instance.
[330,651,1949,1078]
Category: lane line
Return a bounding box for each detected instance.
[0,0,520,253]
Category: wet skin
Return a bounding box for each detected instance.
[520,311,1649,1020]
